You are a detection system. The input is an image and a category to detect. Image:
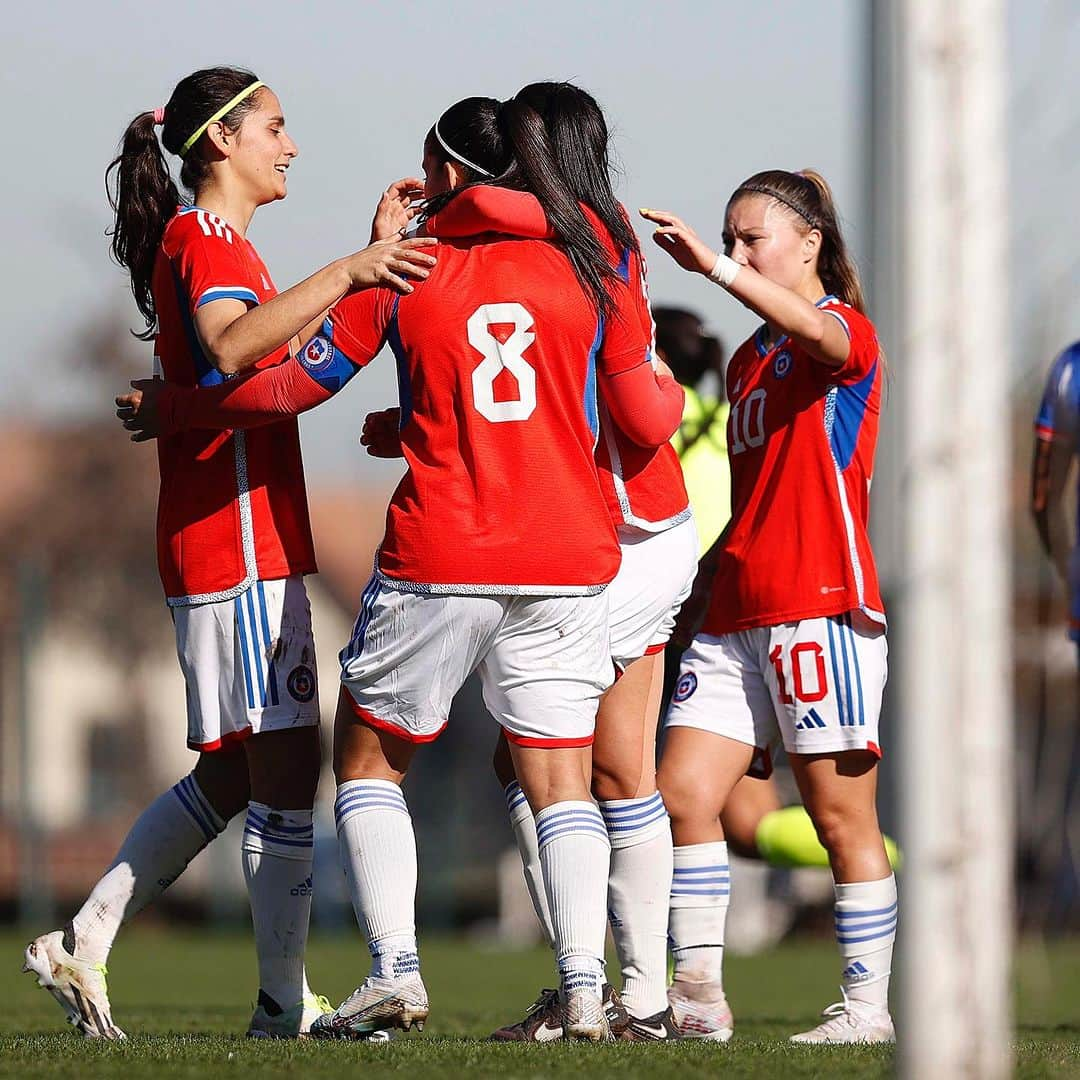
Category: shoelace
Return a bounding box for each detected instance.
[525,989,560,1018]
[309,995,333,1014]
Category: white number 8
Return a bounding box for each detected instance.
[468,303,537,423]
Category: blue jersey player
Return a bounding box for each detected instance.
[1032,340,1080,660]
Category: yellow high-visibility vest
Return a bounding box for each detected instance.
[672,387,731,557]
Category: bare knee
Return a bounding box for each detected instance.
[246,725,322,808]
[591,753,649,802]
[193,747,250,820]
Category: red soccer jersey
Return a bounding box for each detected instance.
[320,188,654,593]
[702,297,885,634]
[590,218,690,532]
[152,207,316,604]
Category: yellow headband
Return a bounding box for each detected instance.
[179,81,264,158]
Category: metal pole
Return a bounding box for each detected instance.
[898,1,1013,1076]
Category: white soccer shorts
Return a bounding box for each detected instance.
[339,579,613,746]
[665,612,887,774]
[173,575,320,752]
[607,516,699,671]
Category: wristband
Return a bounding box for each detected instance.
[709,253,741,287]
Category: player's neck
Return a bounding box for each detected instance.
[192,183,257,238]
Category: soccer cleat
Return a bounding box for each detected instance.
[789,991,895,1044]
[22,930,125,1040]
[562,987,610,1042]
[667,980,734,1042]
[489,982,627,1042]
[309,973,428,1040]
[617,1006,679,1041]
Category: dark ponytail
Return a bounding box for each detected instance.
[422,97,617,316]
[106,66,263,337]
[514,81,638,259]
[729,168,867,314]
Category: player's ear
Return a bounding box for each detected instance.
[445,160,469,191]
[803,227,822,264]
[205,120,233,158]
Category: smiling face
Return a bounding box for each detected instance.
[722,193,820,294]
[224,88,298,206]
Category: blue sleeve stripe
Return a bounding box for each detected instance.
[195,286,259,308]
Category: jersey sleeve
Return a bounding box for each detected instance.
[1035,342,1080,444]
[597,271,650,377]
[156,299,394,436]
[822,303,880,385]
[167,210,261,314]
[323,286,398,368]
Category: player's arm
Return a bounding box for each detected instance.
[639,208,853,371]
[597,265,685,447]
[1031,431,1075,585]
[117,292,392,440]
[191,237,435,376]
[600,357,685,447]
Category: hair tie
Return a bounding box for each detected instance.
[433,117,493,179]
[153,107,166,126]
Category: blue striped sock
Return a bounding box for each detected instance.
[669,842,730,990]
[835,874,897,1010]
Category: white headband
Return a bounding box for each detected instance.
[434,118,493,178]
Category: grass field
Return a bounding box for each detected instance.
[1,929,1078,1078]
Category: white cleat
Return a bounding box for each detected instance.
[789,991,895,1044]
[667,980,734,1042]
[562,988,611,1042]
[310,973,428,1040]
[22,930,126,1040]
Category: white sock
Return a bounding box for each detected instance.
[241,802,314,1009]
[335,780,419,980]
[71,773,226,964]
[536,801,610,998]
[504,781,555,948]
[669,841,730,993]
[835,873,897,1011]
[600,792,673,1018]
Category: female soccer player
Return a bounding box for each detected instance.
[642,171,897,1045]
[117,94,684,1042]
[23,66,434,1040]
[480,81,697,1043]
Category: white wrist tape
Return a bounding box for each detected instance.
[709,253,741,287]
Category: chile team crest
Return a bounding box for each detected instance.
[773,350,793,379]
[301,335,334,374]
[287,664,316,703]
[673,671,698,703]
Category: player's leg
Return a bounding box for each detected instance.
[483,591,614,1042]
[591,650,674,1035]
[765,613,895,1044]
[231,576,325,1038]
[492,730,555,947]
[314,584,486,1039]
[22,597,255,1039]
[787,751,896,1043]
[658,630,776,1041]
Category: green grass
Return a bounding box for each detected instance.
[0,930,1077,1078]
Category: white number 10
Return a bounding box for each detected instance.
[468,303,537,423]
[730,388,767,454]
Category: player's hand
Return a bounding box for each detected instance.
[360,407,403,458]
[370,177,426,242]
[345,237,437,295]
[639,208,719,277]
[115,378,164,442]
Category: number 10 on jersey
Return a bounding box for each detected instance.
[468,303,537,423]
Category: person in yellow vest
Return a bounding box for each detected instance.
[655,306,900,873]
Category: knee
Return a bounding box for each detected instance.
[809,804,876,858]
[657,766,709,827]
[591,756,647,802]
